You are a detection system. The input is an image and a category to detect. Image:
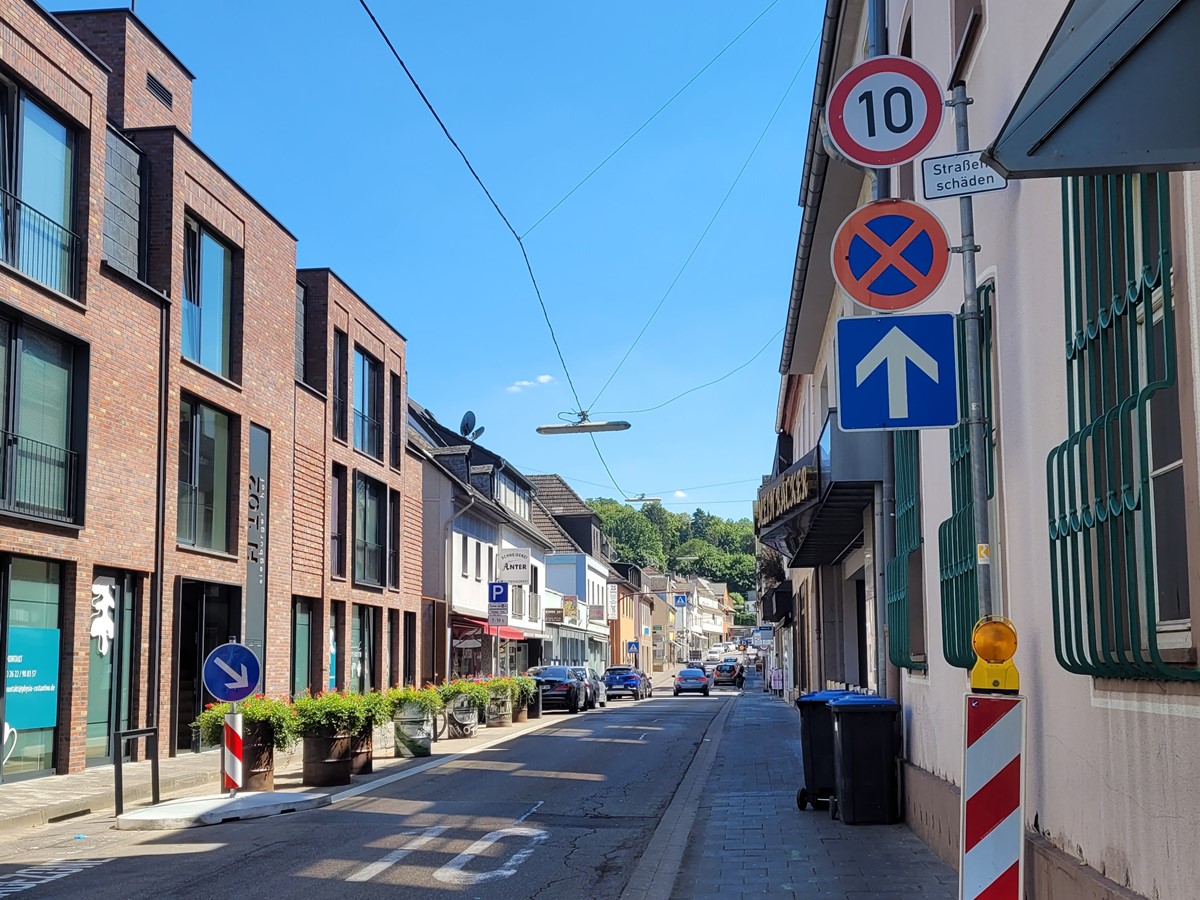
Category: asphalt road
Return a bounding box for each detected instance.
[0,691,737,899]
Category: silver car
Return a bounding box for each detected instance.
[673,667,710,696]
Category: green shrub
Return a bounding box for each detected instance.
[191,695,299,751]
[293,691,358,737]
[387,686,443,719]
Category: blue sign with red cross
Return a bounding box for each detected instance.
[831,199,950,312]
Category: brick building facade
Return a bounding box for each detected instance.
[0,3,424,781]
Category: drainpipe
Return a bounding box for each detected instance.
[149,284,168,744]
[444,489,478,678]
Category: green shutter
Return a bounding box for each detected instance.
[937,283,994,669]
[1047,173,1197,681]
[887,430,926,671]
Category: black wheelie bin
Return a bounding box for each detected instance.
[793,689,853,810]
[828,693,902,824]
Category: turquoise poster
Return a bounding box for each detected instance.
[4,627,60,729]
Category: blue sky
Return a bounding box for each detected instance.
[54,1,821,520]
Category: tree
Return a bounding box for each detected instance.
[589,498,665,568]
[641,502,690,555]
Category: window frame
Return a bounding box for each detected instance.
[389,371,403,470]
[181,216,235,381]
[352,346,383,460]
[352,471,386,588]
[387,488,401,590]
[330,463,347,579]
[177,395,233,553]
[332,329,348,443]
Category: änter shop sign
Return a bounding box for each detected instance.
[497,548,531,585]
[755,463,818,530]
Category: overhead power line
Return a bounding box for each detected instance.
[520,0,783,238]
[598,326,784,416]
[588,34,820,410]
[356,0,584,414]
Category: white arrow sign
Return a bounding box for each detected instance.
[855,326,939,419]
[215,656,250,691]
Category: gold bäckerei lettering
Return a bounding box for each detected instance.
[755,465,817,529]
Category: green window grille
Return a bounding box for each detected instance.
[1047,173,1196,681]
[887,429,926,671]
[937,283,995,669]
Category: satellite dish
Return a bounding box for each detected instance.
[470,426,485,441]
[459,410,476,437]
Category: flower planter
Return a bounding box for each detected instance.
[243,720,275,792]
[486,695,513,728]
[513,700,529,723]
[302,732,352,787]
[350,727,374,776]
[394,703,433,758]
[446,695,479,739]
[527,688,542,719]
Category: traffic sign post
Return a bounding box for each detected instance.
[488,582,509,677]
[202,642,260,799]
[831,199,950,312]
[825,55,943,167]
[836,313,959,431]
[626,641,639,657]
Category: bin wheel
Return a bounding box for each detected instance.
[828,797,839,820]
[812,797,830,811]
[796,788,808,810]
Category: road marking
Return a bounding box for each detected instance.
[516,800,544,823]
[346,826,447,883]
[638,733,647,741]
[433,826,549,885]
[0,859,114,897]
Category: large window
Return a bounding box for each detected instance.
[388,488,401,589]
[0,318,79,524]
[177,398,231,552]
[182,218,233,379]
[354,473,385,586]
[1048,173,1197,681]
[0,87,77,297]
[353,347,382,459]
[332,329,348,441]
[291,597,312,698]
[497,472,530,519]
[331,464,346,578]
[351,603,377,693]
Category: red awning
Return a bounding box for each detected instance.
[455,614,525,641]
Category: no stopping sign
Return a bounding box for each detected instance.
[826,56,944,168]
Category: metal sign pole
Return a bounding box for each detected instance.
[948,81,992,619]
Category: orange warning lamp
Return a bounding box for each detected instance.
[970,615,1020,693]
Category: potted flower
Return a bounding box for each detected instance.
[513,676,537,723]
[438,680,488,738]
[192,695,298,791]
[389,685,443,758]
[294,691,357,787]
[349,691,391,776]
[485,677,515,728]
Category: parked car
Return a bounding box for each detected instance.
[570,666,607,709]
[603,665,650,701]
[712,662,739,686]
[527,665,586,714]
[674,667,710,696]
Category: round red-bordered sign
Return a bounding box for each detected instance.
[831,199,950,312]
[826,56,944,168]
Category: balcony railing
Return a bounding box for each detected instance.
[528,592,541,621]
[4,431,77,523]
[354,410,382,458]
[1,189,80,298]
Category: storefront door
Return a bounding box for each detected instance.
[85,570,138,765]
[176,580,240,750]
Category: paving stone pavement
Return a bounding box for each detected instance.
[670,675,958,899]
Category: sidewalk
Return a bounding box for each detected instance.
[670,674,957,899]
[0,709,561,836]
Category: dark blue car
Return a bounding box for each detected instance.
[604,665,650,701]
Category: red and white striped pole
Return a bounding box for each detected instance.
[224,705,243,796]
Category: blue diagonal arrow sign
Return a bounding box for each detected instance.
[836,313,959,431]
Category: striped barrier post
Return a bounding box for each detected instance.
[224,709,243,795]
[959,694,1025,900]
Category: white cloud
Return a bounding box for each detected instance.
[506,375,552,393]
[674,490,688,498]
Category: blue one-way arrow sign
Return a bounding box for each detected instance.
[836,313,959,430]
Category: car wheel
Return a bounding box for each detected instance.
[673,689,680,697]
[703,689,710,696]
[586,690,596,710]
[568,691,580,714]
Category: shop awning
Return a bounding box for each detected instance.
[761,584,794,624]
[453,615,525,641]
[983,0,1200,178]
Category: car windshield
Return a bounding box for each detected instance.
[528,666,570,679]
[679,668,705,677]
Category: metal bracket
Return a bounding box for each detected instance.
[945,95,974,108]
[951,243,982,254]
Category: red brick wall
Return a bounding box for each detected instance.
[292,386,326,599]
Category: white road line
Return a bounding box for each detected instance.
[515,800,544,823]
[346,826,448,883]
[638,733,647,741]
[433,827,549,886]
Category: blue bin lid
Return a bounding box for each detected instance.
[796,689,855,704]
[827,694,900,711]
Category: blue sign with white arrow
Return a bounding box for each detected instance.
[836,313,959,431]
[202,642,261,704]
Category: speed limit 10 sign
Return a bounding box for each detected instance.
[826,56,944,168]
